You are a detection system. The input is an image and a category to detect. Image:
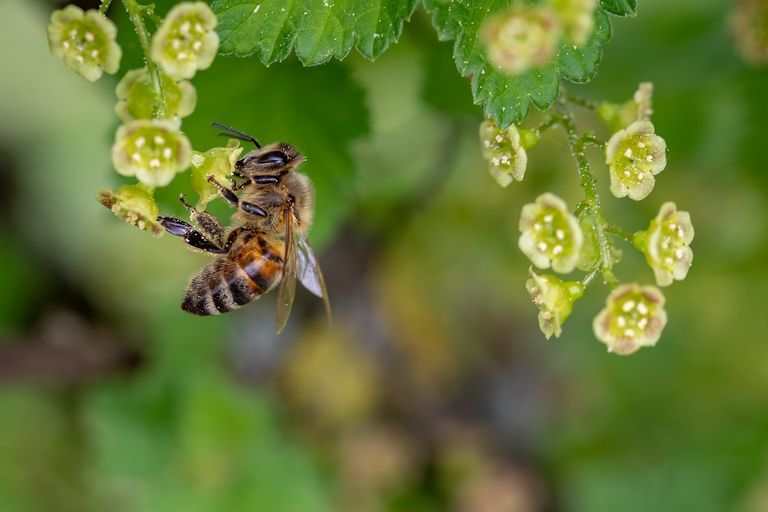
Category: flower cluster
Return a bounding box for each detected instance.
[47,6,121,82]
[495,82,693,355]
[480,0,597,76]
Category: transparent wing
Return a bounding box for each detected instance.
[296,236,332,322]
[275,203,297,334]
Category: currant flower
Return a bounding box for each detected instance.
[479,119,530,186]
[593,284,667,355]
[547,0,597,46]
[526,268,584,339]
[634,202,694,287]
[150,2,219,80]
[605,120,667,201]
[519,193,583,273]
[730,0,768,65]
[111,120,192,188]
[47,5,122,82]
[481,6,562,75]
[115,68,197,122]
[98,184,162,236]
[190,141,244,208]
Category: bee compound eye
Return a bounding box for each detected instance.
[257,151,288,166]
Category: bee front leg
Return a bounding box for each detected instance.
[157,217,226,254]
[207,176,269,218]
[178,194,227,247]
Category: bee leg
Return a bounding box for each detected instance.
[158,217,226,254]
[178,194,227,246]
[207,176,268,217]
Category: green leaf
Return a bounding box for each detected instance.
[424,1,612,127]
[600,0,637,17]
[211,0,419,66]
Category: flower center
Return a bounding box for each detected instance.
[611,294,653,338]
[532,208,573,259]
[62,21,102,63]
[615,135,658,184]
[169,16,207,60]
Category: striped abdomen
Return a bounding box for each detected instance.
[182,235,284,315]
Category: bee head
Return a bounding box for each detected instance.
[236,143,304,175]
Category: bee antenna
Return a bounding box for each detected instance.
[210,122,261,149]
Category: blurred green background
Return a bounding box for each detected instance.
[0,0,767,510]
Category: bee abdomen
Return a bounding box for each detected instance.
[182,258,256,315]
[181,237,283,316]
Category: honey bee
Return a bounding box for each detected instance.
[158,122,331,333]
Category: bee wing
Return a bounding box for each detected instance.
[275,203,297,334]
[296,235,332,322]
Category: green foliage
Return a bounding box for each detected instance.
[600,0,637,16]
[424,1,612,127]
[212,0,419,65]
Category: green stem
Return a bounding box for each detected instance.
[99,0,113,15]
[582,266,601,287]
[563,89,600,111]
[604,224,634,244]
[557,99,616,285]
[533,115,559,136]
[121,0,166,119]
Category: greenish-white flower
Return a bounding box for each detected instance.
[519,193,583,273]
[479,119,528,186]
[47,5,122,82]
[190,141,243,208]
[526,268,584,339]
[115,68,197,122]
[481,6,562,75]
[593,283,667,355]
[548,0,597,46]
[111,120,192,187]
[151,2,219,80]
[634,202,694,286]
[98,184,162,236]
[605,120,667,200]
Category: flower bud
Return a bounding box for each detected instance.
[526,268,584,339]
[98,184,162,236]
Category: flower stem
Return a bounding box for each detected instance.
[557,98,616,285]
[99,0,113,15]
[563,90,600,111]
[121,0,166,119]
[604,224,634,243]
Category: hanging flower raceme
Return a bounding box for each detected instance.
[190,141,243,208]
[98,184,162,236]
[115,68,197,122]
[519,193,583,273]
[605,120,667,201]
[47,5,122,82]
[111,120,192,188]
[634,202,694,287]
[481,6,562,75]
[593,283,667,355]
[479,119,532,186]
[151,2,219,80]
[526,269,584,339]
[548,0,597,46]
